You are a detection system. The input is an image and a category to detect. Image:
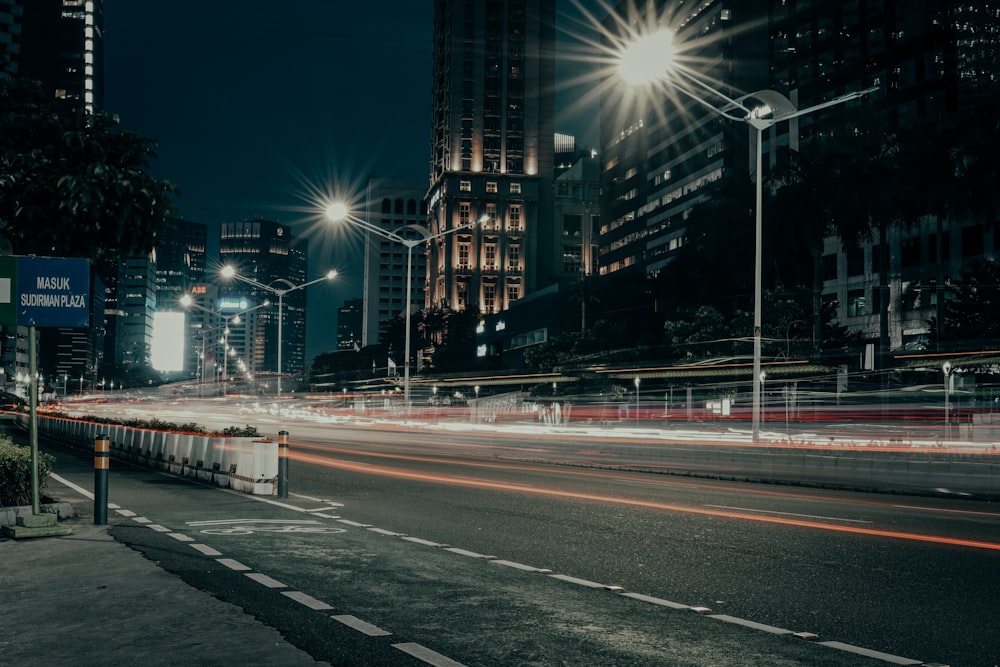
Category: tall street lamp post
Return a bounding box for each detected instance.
[180,294,271,396]
[324,202,488,409]
[617,29,876,442]
[220,267,336,399]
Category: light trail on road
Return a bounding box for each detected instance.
[289,450,1000,552]
[291,438,1000,520]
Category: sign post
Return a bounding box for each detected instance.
[1,256,91,516]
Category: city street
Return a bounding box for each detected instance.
[16,407,1000,666]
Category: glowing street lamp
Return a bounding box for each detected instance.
[220,267,336,398]
[180,293,271,395]
[325,202,488,409]
[617,28,876,442]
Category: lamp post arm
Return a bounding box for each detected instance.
[344,213,409,244]
[770,86,879,124]
[670,67,755,121]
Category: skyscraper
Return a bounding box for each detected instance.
[599,0,768,277]
[15,0,103,113]
[156,218,207,376]
[425,0,556,315]
[219,220,311,386]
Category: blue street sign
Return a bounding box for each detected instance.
[0,256,91,328]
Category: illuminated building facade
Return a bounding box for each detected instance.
[425,0,556,315]
[219,220,310,385]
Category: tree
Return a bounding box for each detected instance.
[0,77,176,258]
[928,258,1000,349]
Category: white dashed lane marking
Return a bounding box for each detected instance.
[281,590,333,610]
[332,614,393,637]
[245,572,287,589]
[189,543,223,557]
[216,558,252,572]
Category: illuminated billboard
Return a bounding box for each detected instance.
[152,311,186,372]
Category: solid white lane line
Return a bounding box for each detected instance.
[281,591,334,610]
[705,505,872,523]
[49,473,92,498]
[216,558,252,572]
[369,527,406,536]
[392,642,467,667]
[189,543,222,557]
[332,614,393,637]
[245,572,287,589]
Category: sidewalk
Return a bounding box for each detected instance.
[0,484,328,667]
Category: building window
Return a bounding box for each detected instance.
[483,284,496,313]
[508,244,520,269]
[901,237,920,268]
[484,244,497,270]
[508,205,522,231]
[847,289,866,317]
[460,180,471,192]
[821,254,837,281]
[486,203,498,229]
[458,243,471,270]
[459,202,471,226]
[846,245,864,276]
[962,224,984,258]
[486,182,498,193]
[507,284,519,304]
[510,182,521,194]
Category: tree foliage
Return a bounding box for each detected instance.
[928,258,1000,347]
[0,77,177,258]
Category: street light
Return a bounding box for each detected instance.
[220,267,336,399]
[325,202,489,409]
[617,29,876,442]
[634,376,641,425]
[180,293,271,395]
[942,361,952,439]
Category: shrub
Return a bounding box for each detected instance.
[0,434,55,507]
[221,424,259,437]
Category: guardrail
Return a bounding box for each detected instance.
[17,413,278,495]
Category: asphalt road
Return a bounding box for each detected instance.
[25,409,1000,667]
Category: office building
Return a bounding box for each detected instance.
[155,218,207,376]
[599,0,768,277]
[360,178,429,347]
[599,1,999,355]
[219,220,311,386]
[425,0,556,315]
[14,0,102,113]
[337,298,364,352]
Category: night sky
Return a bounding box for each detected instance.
[103,1,606,361]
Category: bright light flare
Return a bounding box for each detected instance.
[617,29,675,86]
[324,201,349,222]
